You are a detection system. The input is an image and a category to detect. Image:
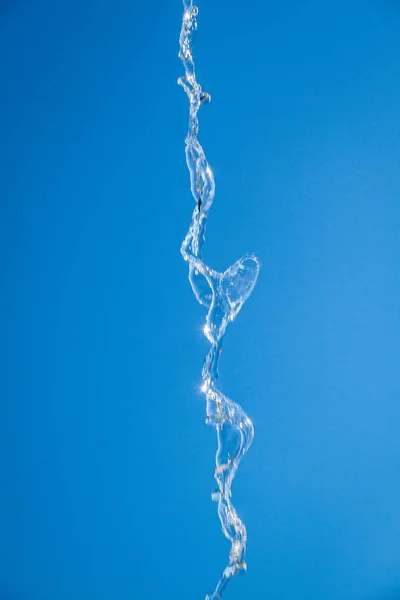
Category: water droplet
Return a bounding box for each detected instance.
[211,489,220,502]
[200,92,211,105]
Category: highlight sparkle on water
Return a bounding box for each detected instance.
[178,2,260,599]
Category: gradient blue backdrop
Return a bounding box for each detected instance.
[2,1,400,599]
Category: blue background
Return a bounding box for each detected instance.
[2,1,400,599]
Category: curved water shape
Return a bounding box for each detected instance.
[178,2,260,598]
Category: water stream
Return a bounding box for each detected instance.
[178,2,260,597]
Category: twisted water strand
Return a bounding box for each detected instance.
[178,2,260,599]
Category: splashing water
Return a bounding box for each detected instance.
[178,2,260,599]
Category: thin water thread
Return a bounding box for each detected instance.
[178,2,260,599]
